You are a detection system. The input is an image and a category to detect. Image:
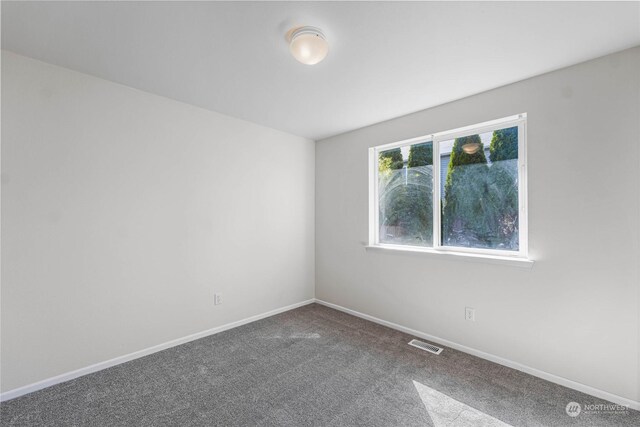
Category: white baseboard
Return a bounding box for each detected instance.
[0,299,315,402]
[313,298,640,411]
[4,297,638,411]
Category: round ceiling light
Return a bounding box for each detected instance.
[288,26,328,65]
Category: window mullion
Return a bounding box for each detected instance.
[432,137,441,250]
[517,122,527,258]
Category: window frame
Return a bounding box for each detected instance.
[369,114,528,260]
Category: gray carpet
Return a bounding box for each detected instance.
[1,303,637,426]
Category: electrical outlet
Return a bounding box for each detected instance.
[214,293,222,306]
[465,307,475,322]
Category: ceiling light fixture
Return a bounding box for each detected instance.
[288,26,328,65]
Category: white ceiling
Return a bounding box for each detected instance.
[3,1,639,140]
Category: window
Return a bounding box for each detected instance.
[370,115,528,259]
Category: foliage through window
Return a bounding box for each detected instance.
[378,142,433,247]
[371,115,527,258]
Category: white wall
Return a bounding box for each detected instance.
[316,47,640,402]
[1,51,315,393]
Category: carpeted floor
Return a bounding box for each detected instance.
[1,303,637,426]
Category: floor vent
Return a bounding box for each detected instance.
[408,339,443,355]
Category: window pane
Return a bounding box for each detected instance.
[378,142,433,247]
[440,126,519,250]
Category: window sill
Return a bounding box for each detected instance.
[364,244,534,269]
